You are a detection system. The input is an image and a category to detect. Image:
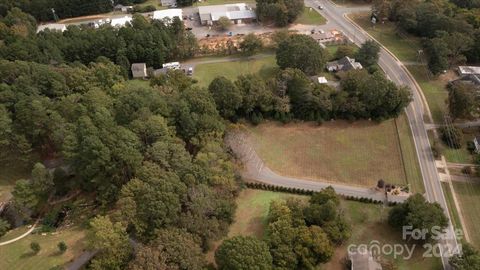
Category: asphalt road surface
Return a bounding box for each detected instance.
[306,0,458,268]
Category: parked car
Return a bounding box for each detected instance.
[318,5,324,10]
[187,67,193,76]
[185,27,193,31]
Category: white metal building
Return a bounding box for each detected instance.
[152,9,183,22]
[36,23,67,33]
[198,3,256,25]
[110,16,133,28]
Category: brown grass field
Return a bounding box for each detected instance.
[248,120,409,188]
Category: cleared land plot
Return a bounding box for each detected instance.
[295,7,327,25]
[248,120,408,188]
[193,55,278,87]
[0,227,86,270]
[452,182,480,247]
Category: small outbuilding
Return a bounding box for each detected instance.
[152,9,183,22]
[161,0,177,7]
[114,4,133,13]
[458,66,480,76]
[317,76,328,84]
[131,63,148,78]
[474,136,480,153]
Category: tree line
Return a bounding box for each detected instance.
[373,0,480,75]
[0,9,197,75]
[208,36,410,124]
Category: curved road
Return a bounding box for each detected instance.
[307,0,458,268]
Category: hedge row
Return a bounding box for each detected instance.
[245,182,390,205]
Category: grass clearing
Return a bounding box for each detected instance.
[0,227,86,270]
[0,150,39,202]
[441,182,463,232]
[351,13,421,63]
[193,55,278,87]
[451,181,480,247]
[248,120,408,188]
[295,7,327,25]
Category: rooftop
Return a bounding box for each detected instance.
[458,66,480,75]
[152,9,183,21]
[111,16,133,27]
[198,3,256,22]
[36,23,67,33]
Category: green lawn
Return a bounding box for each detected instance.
[295,7,327,25]
[249,120,409,188]
[193,55,278,87]
[452,182,480,247]
[0,227,86,270]
[135,0,167,9]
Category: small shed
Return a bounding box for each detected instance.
[317,76,328,84]
[131,63,148,78]
[474,136,480,153]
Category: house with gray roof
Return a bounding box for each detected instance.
[326,56,363,72]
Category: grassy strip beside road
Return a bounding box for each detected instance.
[441,182,463,233]
[452,182,480,247]
[396,114,424,193]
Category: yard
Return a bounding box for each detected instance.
[451,181,480,247]
[193,54,278,87]
[0,227,86,270]
[295,7,327,25]
[212,189,440,269]
[248,118,424,192]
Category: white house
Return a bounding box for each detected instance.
[110,16,133,28]
[131,63,148,78]
[474,136,480,153]
[36,23,67,33]
[198,3,256,25]
[152,9,183,22]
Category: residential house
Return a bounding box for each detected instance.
[152,9,183,22]
[326,56,363,72]
[198,3,256,26]
[36,23,67,33]
[161,0,177,7]
[114,4,133,13]
[348,246,382,270]
[131,63,148,78]
[311,30,346,45]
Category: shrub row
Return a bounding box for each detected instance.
[245,182,387,205]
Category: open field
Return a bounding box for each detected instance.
[0,227,86,270]
[295,7,327,25]
[452,182,480,247]
[248,119,417,189]
[193,55,278,87]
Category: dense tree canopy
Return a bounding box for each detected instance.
[276,34,328,75]
[256,0,304,26]
[215,236,273,270]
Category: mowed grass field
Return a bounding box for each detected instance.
[248,118,423,191]
[452,182,480,247]
[217,189,440,269]
[193,55,278,87]
[0,227,86,270]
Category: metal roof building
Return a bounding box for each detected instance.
[152,9,183,21]
[198,3,256,25]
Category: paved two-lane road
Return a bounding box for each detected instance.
[305,0,458,268]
